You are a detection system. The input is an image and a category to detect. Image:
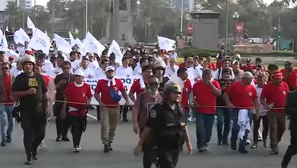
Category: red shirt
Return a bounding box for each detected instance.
[193,80,220,114]
[241,64,256,72]
[130,78,146,98]
[179,62,185,68]
[94,78,125,108]
[281,69,297,90]
[64,82,92,116]
[207,62,216,70]
[260,82,289,113]
[3,75,13,103]
[42,74,51,87]
[181,79,192,112]
[225,81,257,109]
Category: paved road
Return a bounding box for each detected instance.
[0,110,296,168]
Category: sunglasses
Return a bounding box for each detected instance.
[149,82,159,86]
[1,67,9,70]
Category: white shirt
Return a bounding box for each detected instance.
[10,68,23,78]
[69,59,80,71]
[79,67,95,79]
[164,65,179,77]
[116,66,133,77]
[41,60,54,74]
[88,61,99,70]
[133,65,142,76]
[95,68,106,79]
[256,85,266,116]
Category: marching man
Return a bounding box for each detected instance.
[61,69,92,153]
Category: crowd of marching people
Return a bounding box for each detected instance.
[0,41,296,168]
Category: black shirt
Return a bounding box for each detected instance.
[216,78,234,106]
[54,73,75,101]
[12,73,47,112]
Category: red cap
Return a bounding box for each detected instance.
[272,70,283,79]
[25,50,34,55]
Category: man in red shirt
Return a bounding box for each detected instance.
[176,67,193,122]
[193,69,221,152]
[281,61,297,91]
[206,56,216,70]
[129,66,152,104]
[260,70,290,154]
[224,72,260,153]
[61,69,92,153]
[94,66,130,153]
[0,62,16,147]
[241,58,256,72]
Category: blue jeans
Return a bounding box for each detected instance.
[216,108,231,142]
[194,112,215,148]
[0,104,15,140]
[230,109,253,151]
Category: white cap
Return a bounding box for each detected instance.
[74,69,84,77]
[21,54,36,64]
[105,66,115,72]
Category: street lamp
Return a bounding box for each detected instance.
[232,12,240,45]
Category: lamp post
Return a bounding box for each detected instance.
[224,0,229,50]
[85,0,88,35]
[232,12,239,45]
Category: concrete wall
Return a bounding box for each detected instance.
[192,18,219,50]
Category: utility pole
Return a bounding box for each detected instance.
[224,0,229,51]
[180,0,184,35]
[277,17,281,50]
[85,0,88,35]
[52,0,55,33]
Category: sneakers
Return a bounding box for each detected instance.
[56,136,62,142]
[73,145,81,153]
[6,135,11,143]
[61,136,70,142]
[1,139,7,147]
[25,153,33,165]
[103,142,113,153]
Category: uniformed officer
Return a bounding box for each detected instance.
[11,54,48,165]
[281,89,297,168]
[134,81,192,168]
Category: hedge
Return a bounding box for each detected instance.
[177,48,297,58]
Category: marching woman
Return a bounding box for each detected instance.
[61,69,92,153]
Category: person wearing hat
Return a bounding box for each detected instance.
[241,58,256,72]
[281,61,297,91]
[11,54,48,165]
[61,69,92,153]
[260,70,290,154]
[94,66,130,153]
[134,81,192,167]
[223,71,260,153]
[152,59,169,94]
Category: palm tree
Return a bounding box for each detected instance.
[5,1,21,29]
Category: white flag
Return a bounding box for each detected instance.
[27,16,37,33]
[28,29,51,54]
[82,32,105,56]
[107,40,123,65]
[54,33,72,54]
[157,36,175,51]
[14,28,30,45]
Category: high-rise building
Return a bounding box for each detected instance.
[17,0,32,9]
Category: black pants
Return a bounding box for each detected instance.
[96,105,100,120]
[140,128,156,168]
[157,148,179,168]
[21,113,46,155]
[120,105,129,120]
[54,103,69,137]
[253,114,269,142]
[69,116,84,147]
[282,130,297,167]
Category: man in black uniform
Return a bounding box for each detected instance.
[281,89,297,168]
[134,81,192,168]
[12,54,48,165]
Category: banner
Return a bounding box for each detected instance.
[84,75,140,105]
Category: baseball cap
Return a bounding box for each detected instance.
[74,69,84,77]
[105,66,115,72]
[272,70,283,79]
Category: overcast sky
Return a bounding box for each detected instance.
[36,0,278,7]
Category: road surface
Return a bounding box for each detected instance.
[0,110,295,168]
